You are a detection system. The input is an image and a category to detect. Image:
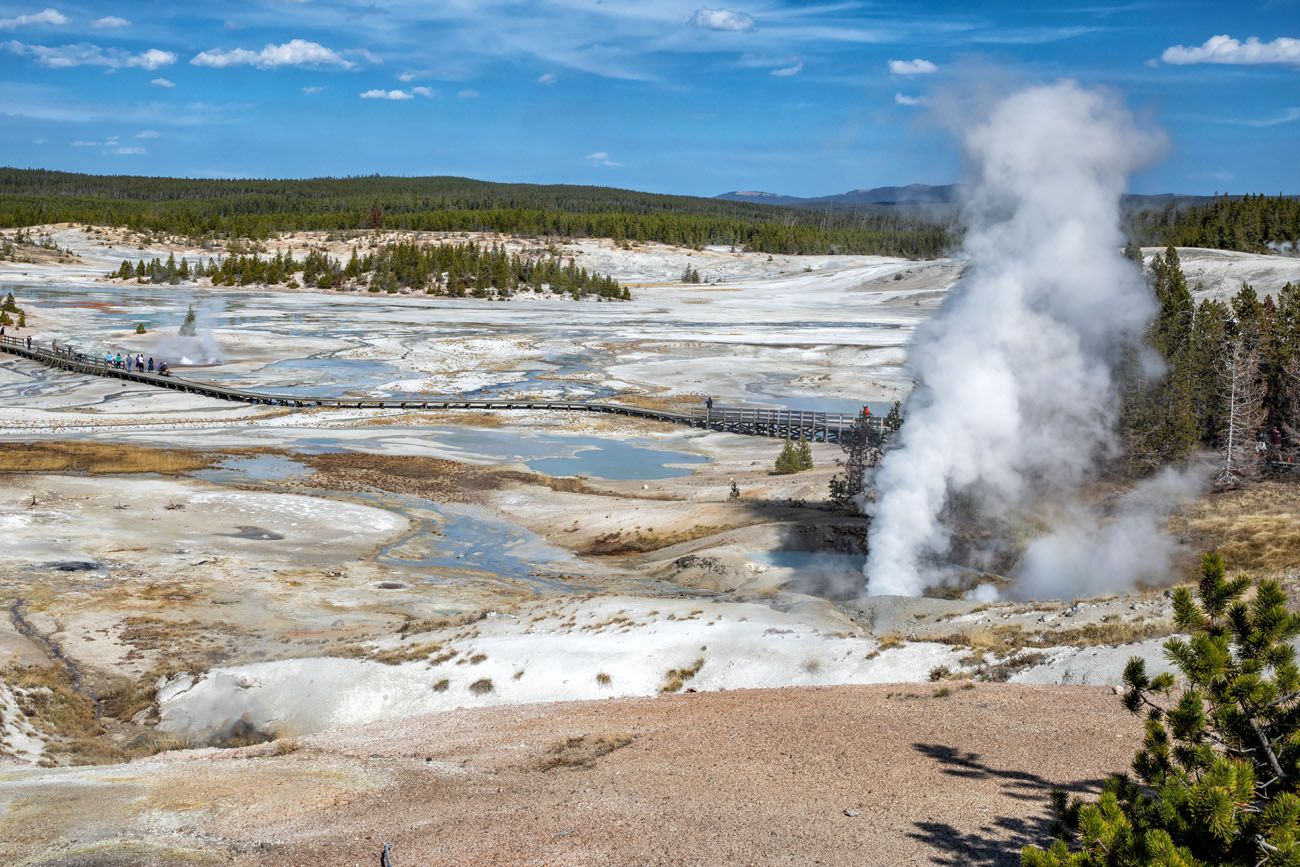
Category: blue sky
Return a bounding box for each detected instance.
[0,1,1297,196]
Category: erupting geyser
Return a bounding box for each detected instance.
[864,80,1183,599]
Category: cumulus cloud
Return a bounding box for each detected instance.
[888,58,937,75]
[92,15,130,29]
[585,151,623,167]
[5,40,175,69]
[537,72,556,85]
[0,8,67,30]
[1161,34,1300,67]
[894,92,924,106]
[192,39,354,70]
[411,85,433,97]
[770,61,802,76]
[690,8,755,32]
[360,88,413,100]
[150,76,174,87]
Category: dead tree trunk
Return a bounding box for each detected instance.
[1217,336,1267,488]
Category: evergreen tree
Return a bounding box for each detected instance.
[796,436,814,472]
[774,438,801,475]
[1024,553,1300,866]
[829,413,888,509]
[179,305,197,337]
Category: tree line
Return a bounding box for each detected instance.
[1120,244,1300,485]
[0,168,954,258]
[111,241,631,300]
[1133,194,1300,254]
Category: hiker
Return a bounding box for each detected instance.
[862,405,871,418]
[26,335,31,350]
[1272,427,1283,450]
[104,352,112,367]
[136,353,144,372]
[115,353,122,369]
[147,357,154,373]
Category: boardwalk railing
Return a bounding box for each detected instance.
[0,335,883,444]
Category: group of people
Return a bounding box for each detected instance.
[103,351,167,375]
[10,332,172,376]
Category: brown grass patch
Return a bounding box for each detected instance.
[534,734,634,771]
[2,664,120,765]
[1171,481,1300,576]
[300,452,600,503]
[0,441,214,475]
[469,678,494,695]
[584,523,736,555]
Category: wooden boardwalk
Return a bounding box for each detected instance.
[1,336,882,443]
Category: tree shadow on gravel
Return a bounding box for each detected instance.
[906,742,1109,866]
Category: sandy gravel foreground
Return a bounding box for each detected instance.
[0,684,1139,866]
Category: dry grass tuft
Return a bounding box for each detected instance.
[534,734,634,771]
[660,658,705,694]
[595,672,612,686]
[469,678,494,695]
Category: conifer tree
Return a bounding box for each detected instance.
[796,436,814,471]
[774,438,801,475]
[1024,553,1300,866]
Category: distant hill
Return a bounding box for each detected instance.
[717,184,957,208]
[0,168,955,258]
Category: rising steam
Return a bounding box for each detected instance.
[864,80,1177,599]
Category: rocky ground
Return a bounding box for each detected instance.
[0,684,1138,866]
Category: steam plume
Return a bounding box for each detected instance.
[864,80,1171,598]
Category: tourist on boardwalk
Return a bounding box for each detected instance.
[147,357,154,373]
[26,336,31,350]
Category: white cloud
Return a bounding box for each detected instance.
[302,85,323,94]
[0,8,67,30]
[770,61,801,76]
[411,85,433,97]
[92,15,130,29]
[888,58,937,75]
[1242,106,1300,127]
[360,88,413,100]
[71,134,143,155]
[1161,34,1300,67]
[894,92,924,106]
[690,8,756,32]
[457,88,479,98]
[150,76,174,87]
[135,129,158,138]
[192,39,354,70]
[585,151,623,167]
[5,41,175,69]
[537,72,556,85]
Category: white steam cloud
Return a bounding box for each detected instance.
[864,80,1177,600]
